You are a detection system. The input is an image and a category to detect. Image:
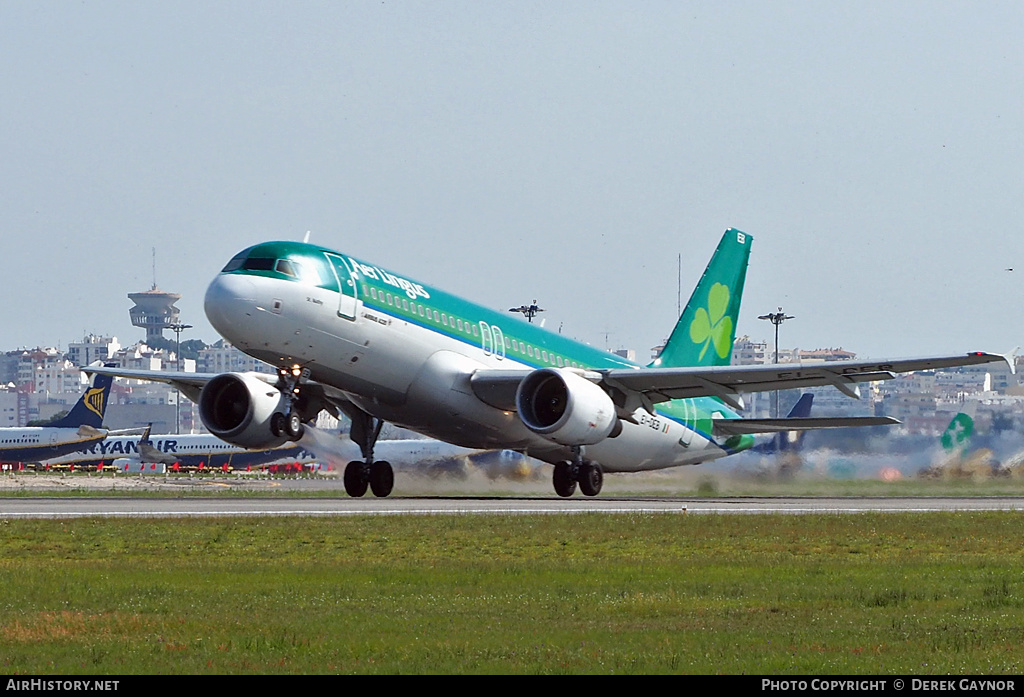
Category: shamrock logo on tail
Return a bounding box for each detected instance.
[940,413,974,452]
[689,282,733,361]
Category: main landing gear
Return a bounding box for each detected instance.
[270,410,304,440]
[553,446,603,497]
[342,409,394,498]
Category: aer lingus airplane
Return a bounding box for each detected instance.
[86,228,1009,497]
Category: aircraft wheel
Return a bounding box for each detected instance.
[553,461,577,497]
[369,461,394,498]
[285,412,304,440]
[270,412,286,438]
[579,461,604,497]
[344,461,368,497]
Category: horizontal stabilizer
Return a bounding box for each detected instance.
[713,416,899,436]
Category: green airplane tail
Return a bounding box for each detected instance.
[649,228,753,368]
[940,412,974,453]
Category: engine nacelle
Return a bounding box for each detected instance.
[198,373,290,449]
[515,368,618,446]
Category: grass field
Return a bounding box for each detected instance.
[0,512,1021,674]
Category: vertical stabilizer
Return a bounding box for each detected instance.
[50,372,113,429]
[650,228,753,368]
[940,413,974,454]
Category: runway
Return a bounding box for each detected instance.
[1,496,1023,518]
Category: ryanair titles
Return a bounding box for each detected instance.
[347,258,430,300]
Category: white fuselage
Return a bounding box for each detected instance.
[0,428,106,464]
[205,271,729,473]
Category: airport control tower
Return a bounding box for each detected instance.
[128,285,182,341]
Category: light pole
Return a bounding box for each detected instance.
[509,300,544,323]
[758,308,794,418]
[167,322,192,434]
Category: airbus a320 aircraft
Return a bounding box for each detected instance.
[87,229,1009,497]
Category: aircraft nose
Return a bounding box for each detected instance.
[204,273,257,340]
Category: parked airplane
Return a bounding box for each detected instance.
[299,423,540,479]
[0,372,113,464]
[42,424,313,471]
[750,393,815,455]
[86,228,1009,497]
[45,421,535,479]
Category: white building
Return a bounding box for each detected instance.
[66,335,121,367]
[197,340,275,375]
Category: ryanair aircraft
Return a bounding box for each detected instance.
[0,373,113,463]
[87,229,1008,497]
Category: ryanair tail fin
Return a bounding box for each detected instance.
[50,371,113,430]
[649,228,753,368]
[751,393,813,454]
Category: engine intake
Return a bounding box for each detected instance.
[516,368,618,446]
[198,373,290,449]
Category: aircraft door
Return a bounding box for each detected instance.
[324,253,359,321]
[479,321,493,356]
[678,400,696,448]
[491,325,506,360]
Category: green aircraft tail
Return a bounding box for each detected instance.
[940,412,974,453]
[649,228,753,368]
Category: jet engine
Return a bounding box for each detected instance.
[515,368,619,446]
[198,373,290,449]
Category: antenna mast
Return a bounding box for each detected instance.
[677,253,681,317]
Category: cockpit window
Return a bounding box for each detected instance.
[221,246,334,290]
[240,258,276,272]
[275,259,298,277]
[221,254,246,272]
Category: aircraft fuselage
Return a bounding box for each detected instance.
[204,242,746,473]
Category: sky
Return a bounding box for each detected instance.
[2,2,1023,360]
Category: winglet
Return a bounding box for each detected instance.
[1003,348,1018,375]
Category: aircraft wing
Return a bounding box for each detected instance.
[471,352,1011,415]
[712,416,899,436]
[82,365,351,417]
[597,351,1010,413]
[83,366,277,404]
